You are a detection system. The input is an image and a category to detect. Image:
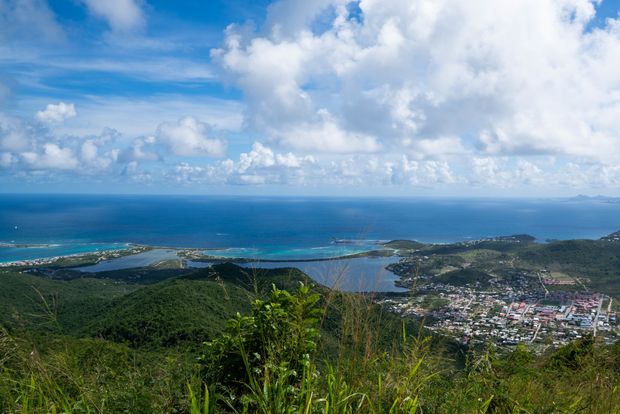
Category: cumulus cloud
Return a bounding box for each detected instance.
[213,0,620,163]
[368,156,457,186]
[157,117,227,158]
[165,143,462,188]
[80,139,120,171]
[165,142,316,185]
[21,143,79,170]
[232,142,315,182]
[80,0,145,32]
[5,0,620,195]
[1,112,127,176]
[36,102,76,124]
[274,109,380,153]
[119,136,159,162]
[121,160,152,182]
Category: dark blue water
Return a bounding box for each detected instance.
[1,194,620,263]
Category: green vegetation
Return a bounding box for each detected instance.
[0,270,138,333]
[517,239,620,295]
[195,287,620,413]
[2,255,620,412]
[382,240,425,250]
[434,268,492,287]
[84,277,254,348]
[419,294,450,311]
[388,232,620,298]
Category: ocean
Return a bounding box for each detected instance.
[2,194,620,290]
[2,194,620,260]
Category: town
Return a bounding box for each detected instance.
[379,252,619,349]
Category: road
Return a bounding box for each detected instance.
[531,323,542,343]
[537,272,549,297]
[593,296,604,337]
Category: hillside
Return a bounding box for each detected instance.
[0,270,138,333]
[2,256,620,412]
[434,268,492,287]
[517,239,620,295]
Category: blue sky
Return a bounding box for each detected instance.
[1,0,620,196]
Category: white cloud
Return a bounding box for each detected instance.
[43,57,213,83]
[213,0,620,163]
[164,143,462,188]
[0,152,15,168]
[79,139,119,171]
[36,102,76,124]
[0,115,30,151]
[166,142,316,185]
[221,142,316,184]
[471,157,547,188]
[274,109,380,153]
[383,156,457,186]
[0,113,131,176]
[81,0,145,32]
[47,95,243,138]
[157,117,227,157]
[236,142,315,171]
[264,0,349,38]
[120,136,159,162]
[4,0,620,195]
[122,160,152,182]
[21,143,79,170]
[0,0,64,43]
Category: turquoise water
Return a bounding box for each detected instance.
[2,194,620,264]
[4,193,619,292]
[201,243,382,260]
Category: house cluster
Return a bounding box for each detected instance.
[379,279,618,349]
[0,247,142,268]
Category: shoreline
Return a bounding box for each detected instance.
[1,230,618,270]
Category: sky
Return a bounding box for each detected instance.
[1,0,620,197]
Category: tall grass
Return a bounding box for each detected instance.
[0,327,195,413]
[3,275,620,413]
[196,280,620,413]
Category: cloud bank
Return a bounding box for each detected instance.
[212,0,620,162]
[2,0,620,194]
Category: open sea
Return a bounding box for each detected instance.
[2,194,620,290]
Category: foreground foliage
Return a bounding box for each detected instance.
[196,283,620,413]
[1,265,620,413]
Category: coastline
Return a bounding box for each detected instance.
[2,230,617,274]
[0,244,150,268]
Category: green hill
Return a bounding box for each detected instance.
[84,276,253,348]
[434,268,492,287]
[2,261,620,413]
[518,239,620,295]
[0,270,137,333]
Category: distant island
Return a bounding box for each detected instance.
[568,194,620,203]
